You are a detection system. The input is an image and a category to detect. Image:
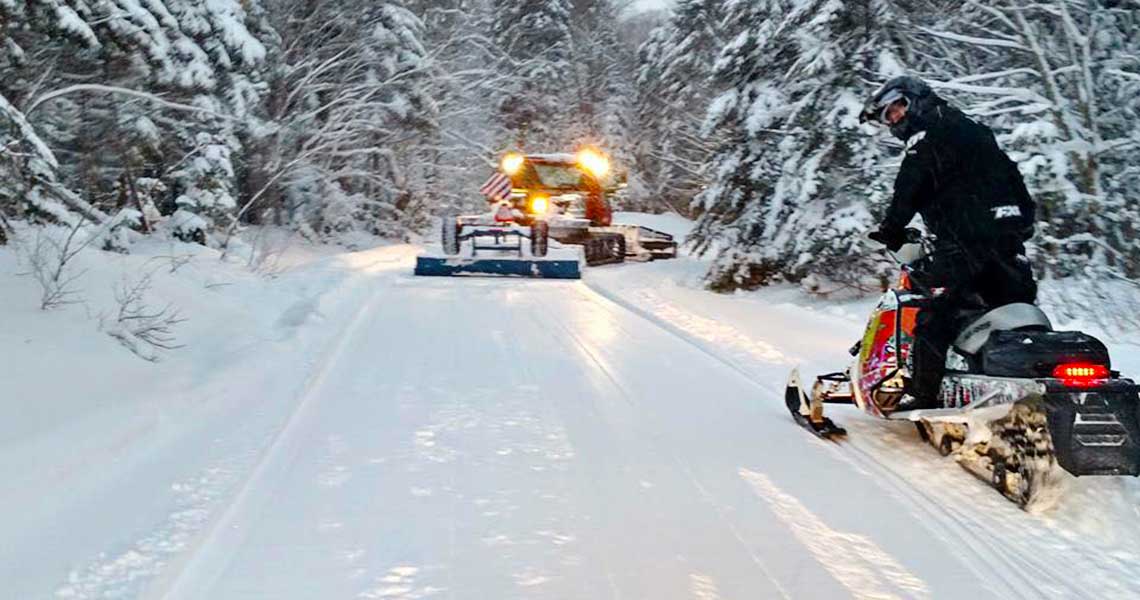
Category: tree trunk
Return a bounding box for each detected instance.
[123,162,152,234]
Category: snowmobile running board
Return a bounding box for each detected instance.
[414,256,581,279]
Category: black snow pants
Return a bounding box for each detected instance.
[907,238,1037,407]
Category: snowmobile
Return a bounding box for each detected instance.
[785,229,1140,508]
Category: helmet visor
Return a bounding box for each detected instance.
[859,89,909,126]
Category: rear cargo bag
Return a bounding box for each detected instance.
[981,330,1110,378]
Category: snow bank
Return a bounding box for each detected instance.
[0,224,416,598]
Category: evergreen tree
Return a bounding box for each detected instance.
[633,0,729,216]
[690,0,923,293]
[921,1,1140,278]
[568,0,636,177]
[251,0,438,241]
[492,0,575,149]
[0,0,269,234]
[405,0,503,215]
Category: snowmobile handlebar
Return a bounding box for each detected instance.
[878,227,933,266]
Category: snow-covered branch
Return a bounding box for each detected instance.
[918,27,1028,51]
[0,93,59,169]
[25,85,230,120]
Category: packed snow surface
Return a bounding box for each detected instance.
[3,216,1139,599]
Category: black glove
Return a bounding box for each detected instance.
[868,228,906,252]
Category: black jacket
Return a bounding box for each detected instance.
[880,106,1035,249]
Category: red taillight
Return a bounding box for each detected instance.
[1053,363,1109,386]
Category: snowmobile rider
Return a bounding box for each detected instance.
[859,76,1038,411]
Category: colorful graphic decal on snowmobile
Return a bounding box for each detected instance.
[938,375,1044,410]
[898,307,917,371]
[856,291,918,415]
[858,307,895,414]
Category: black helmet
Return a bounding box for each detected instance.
[859,76,943,141]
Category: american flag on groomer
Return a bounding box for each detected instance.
[479,172,513,201]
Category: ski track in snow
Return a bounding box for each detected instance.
[39,253,413,600]
[739,468,930,600]
[150,273,394,600]
[581,278,1047,598]
[54,459,247,599]
[528,303,796,600]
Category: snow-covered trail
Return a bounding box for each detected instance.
[9,231,1140,599]
[1,242,422,600]
[141,266,1000,600]
[586,254,1140,600]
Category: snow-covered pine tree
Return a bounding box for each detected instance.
[0,0,269,239]
[633,0,730,216]
[631,26,671,213]
[248,0,437,242]
[919,1,1140,279]
[405,0,502,215]
[352,2,438,237]
[491,0,576,149]
[567,1,636,183]
[690,0,923,293]
[0,1,131,223]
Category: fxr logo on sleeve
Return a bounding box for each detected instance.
[905,131,927,154]
[992,205,1022,219]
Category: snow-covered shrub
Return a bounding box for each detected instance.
[171,134,239,229]
[19,222,92,309]
[113,177,166,231]
[166,209,209,246]
[99,210,139,254]
[102,273,185,362]
[312,180,423,247]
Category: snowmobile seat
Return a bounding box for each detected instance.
[953,303,1052,355]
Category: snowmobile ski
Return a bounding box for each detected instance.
[785,369,847,440]
[789,409,848,440]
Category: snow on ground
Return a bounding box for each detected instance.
[3,214,1139,599]
[585,218,1140,599]
[0,225,418,598]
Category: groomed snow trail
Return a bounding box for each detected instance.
[143,259,1002,600]
[585,251,1140,600]
[19,233,1140,599]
